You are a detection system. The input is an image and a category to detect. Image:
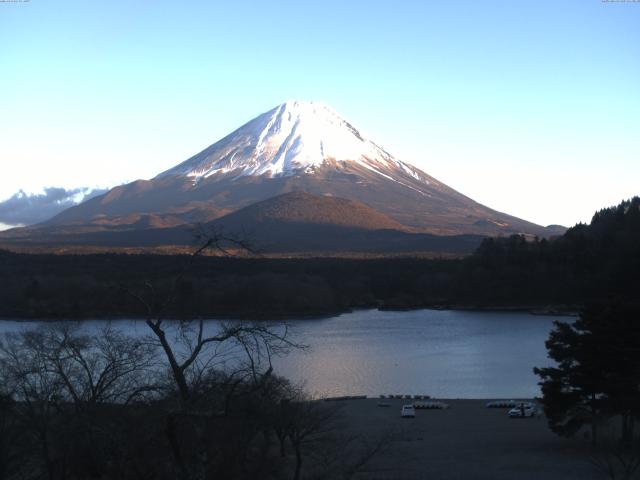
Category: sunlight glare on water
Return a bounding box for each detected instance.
[0,309,562,399]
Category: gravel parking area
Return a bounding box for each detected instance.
[333,398,600,480]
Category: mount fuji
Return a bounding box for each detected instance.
[1,101,561,252]
[158,100,428,184]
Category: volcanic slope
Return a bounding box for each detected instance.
[0,101,558,251]
[40,101,557,238]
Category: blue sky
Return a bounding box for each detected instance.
[1,0,638,228]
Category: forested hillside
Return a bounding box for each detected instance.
[1,198,637,319]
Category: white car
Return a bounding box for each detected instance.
[401,404,416,418]
[508,402,536,418]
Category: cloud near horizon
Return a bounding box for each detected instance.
[0,187,108,229]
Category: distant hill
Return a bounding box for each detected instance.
[210,191,407,231]
[206,191,483,253]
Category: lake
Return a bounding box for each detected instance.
[0,309,567,399]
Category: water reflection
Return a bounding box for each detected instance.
[0,309,562,398]
[270,310,560,398]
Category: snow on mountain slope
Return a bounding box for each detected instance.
[26,99,559,239]
[157,100,429,186]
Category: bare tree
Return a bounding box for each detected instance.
[120,228,301,407]
[117,229,307,480]
[271,389,396,480]
[0,323,160,480]
[22,323,158,407]
[1,328,70,480]
[287,399,342,480]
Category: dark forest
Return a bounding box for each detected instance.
[1,197,638,320]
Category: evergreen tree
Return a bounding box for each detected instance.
[535,303,640,445]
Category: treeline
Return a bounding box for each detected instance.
[0,253,461,319]
[464,196,640,307]
[0,197,638,319]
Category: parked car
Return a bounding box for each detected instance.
[401,404,416,418]
[508,402,536,418]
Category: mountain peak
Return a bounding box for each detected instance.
[156,100,426,185]
[276,99,335,114]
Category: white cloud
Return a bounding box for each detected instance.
[0,222,20,232]
[0,187,108,226]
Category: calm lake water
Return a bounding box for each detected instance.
[0,309,567,399]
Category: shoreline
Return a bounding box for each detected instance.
[0,304,579,322]
[322,395,538,402]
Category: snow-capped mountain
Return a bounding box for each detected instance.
[27,100,557,240]
[159,101,423,181]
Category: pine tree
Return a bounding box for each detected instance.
[534,303,640,445]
